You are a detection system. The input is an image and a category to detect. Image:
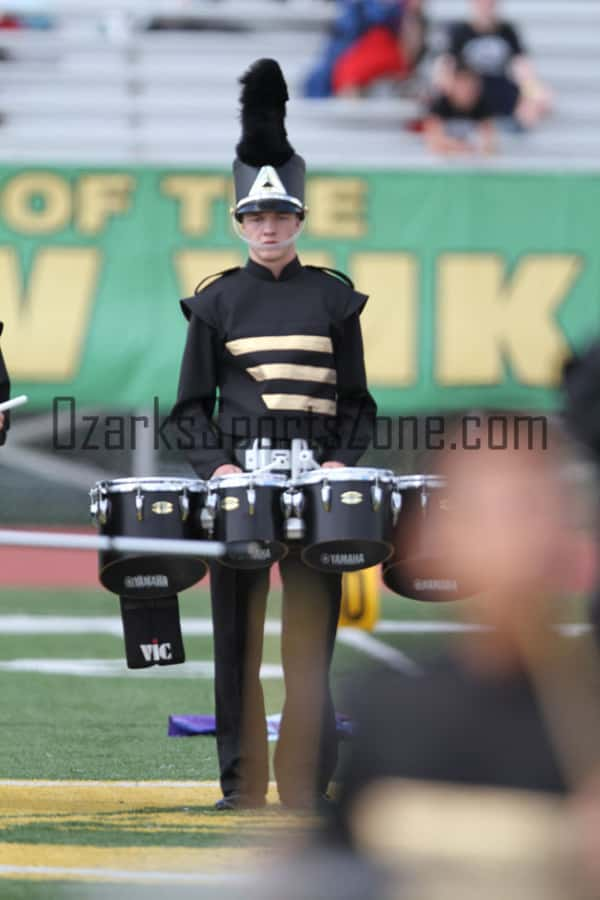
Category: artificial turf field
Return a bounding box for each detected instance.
[0,583,587,898]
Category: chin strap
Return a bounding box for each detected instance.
[231,216,306,251]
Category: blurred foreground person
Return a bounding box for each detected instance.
[0,321,10,444]
[320,416,600,899]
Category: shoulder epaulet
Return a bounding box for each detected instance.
[194,266,241,295]
[305,265,355,289]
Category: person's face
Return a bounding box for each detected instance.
[451,72,482,109]
[240,210,301,262]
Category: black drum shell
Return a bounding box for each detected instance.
[97,487,207,598]
[299,477,395,573]
[382,479,464,602]
[210,482,287,569]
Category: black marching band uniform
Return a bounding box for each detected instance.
[0,322,10,445]
[171,60,376,808]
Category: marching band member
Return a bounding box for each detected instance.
[171,59,376,810]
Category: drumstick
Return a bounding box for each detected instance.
[0,394,28,414]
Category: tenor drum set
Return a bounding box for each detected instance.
[90,453,467,603]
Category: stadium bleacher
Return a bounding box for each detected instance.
[0,0,596,167]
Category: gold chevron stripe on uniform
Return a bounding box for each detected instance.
[247,364,337,384]
[225,335,333,356]
[262,394,337,416]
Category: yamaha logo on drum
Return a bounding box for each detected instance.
[340,491,363,505]
[151,501,174,515]
[221,496,240,512]
[320,552,366,567]
[124,574,169,590]
[414,578,458,592]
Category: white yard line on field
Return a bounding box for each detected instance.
[0,615,250,636]
[0,659,284,678]
[337,629,421,674]
[375,620,485,634]
[0,615,590,637]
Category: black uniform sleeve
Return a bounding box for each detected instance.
[170,315,234,480]
[0,323,10,446]
[325,310,377,465]
[501,22,525,56]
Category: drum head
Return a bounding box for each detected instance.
[394,475,446,491]
[382,556,464,602]
[218,540,288,570]
[302,539,393,574]
[95,477,201,494]
[210,473,288,489]
[293,467,394,486]
[100,553,207,598]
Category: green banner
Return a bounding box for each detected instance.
[1,167,599,415]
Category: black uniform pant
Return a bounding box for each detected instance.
[210,550,342,805]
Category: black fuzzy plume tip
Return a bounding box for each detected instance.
[236,58,295,168]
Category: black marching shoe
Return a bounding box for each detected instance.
[214,792,266,811]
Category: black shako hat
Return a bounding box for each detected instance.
[232,58,306,221]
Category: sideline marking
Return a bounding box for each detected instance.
[0,783,309,884]
[0,865,248,885]
[0,779,223,788]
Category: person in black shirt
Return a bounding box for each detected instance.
[435,0,552,128]
[425,64,496,155]
[0,322,10,445]
[172,59,376,811]
[329,419,597,847]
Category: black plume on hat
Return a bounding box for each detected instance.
[236,59,295,168]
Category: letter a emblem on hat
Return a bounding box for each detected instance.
[248,165,288,201]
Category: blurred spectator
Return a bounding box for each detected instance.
[0,13,19,29]
[435,0,552,128]
[305,0,426,99]
[424,63,496,155]
[0,11,53,29]
[146,16,245,33]
[329,417,598,847]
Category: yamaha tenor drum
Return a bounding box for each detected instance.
[203,473,288,569]
[383,475,464,602]
[291,468,397,573]
[90,478,207,598]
